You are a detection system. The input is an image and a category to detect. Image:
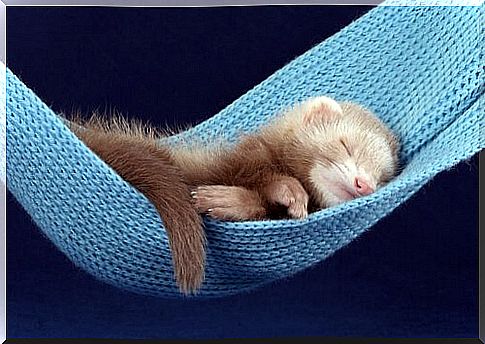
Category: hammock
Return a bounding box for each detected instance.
[5,4,483,298]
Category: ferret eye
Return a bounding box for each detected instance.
[339,138,352,156]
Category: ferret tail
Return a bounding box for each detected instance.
[68,116,206,295]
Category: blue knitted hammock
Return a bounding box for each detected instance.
[5,4,483,298]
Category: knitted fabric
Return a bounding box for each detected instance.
[6,4,483,298]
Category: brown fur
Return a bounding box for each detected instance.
[183,135,313,220]
[69,115,205,295]
[193,186,267,221]
[183,96,399,217]
[67,96,399,294]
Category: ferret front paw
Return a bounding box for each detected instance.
[264,176,309,219]
[192,185,266,221]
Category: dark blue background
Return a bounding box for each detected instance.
[6,6,478,339]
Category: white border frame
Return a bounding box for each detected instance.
[1,1,6,342]
[0,1,481,343]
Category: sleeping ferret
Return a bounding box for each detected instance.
[68,96,400,295]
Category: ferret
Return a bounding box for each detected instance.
[67,96,399,295]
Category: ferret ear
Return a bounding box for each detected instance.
[300,96,343,126]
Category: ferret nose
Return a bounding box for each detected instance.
[354,177,374,196]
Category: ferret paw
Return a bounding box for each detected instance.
[265,177,309,219]
[192,185,266,221]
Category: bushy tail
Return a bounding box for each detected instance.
[68,114,206,295]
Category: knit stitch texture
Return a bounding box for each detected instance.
[5,4,483,297]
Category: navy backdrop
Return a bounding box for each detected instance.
[6,6,478,339]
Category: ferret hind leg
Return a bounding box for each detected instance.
[193,185,267,221]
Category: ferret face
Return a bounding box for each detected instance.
[288,97,399,208]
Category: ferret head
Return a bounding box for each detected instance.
[283,96,399,208]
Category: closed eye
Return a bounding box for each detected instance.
[339,138,352,157]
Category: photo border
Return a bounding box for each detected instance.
[1,1,482,343]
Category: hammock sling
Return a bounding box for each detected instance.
[5,4,483,298]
